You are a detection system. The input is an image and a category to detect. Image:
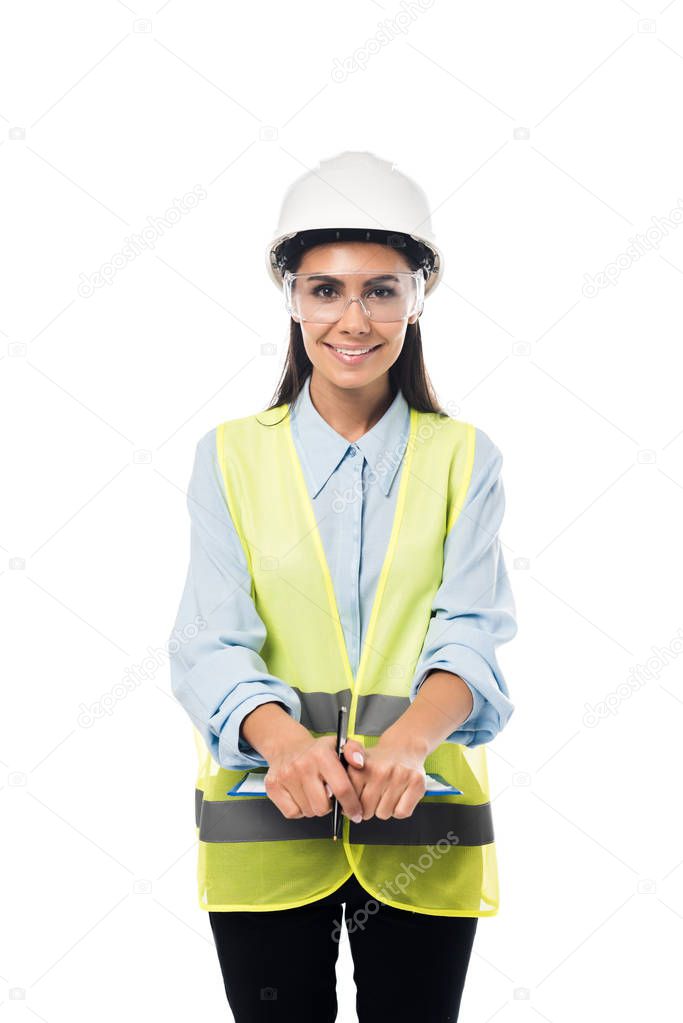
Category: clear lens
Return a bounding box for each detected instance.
[283,270,424,323]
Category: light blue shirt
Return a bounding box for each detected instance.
[169,374,517,769]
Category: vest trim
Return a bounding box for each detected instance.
[283,406,420,740]
[292,688,409,735]
[195,788,494,846]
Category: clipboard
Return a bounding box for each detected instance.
[227,770,463,797]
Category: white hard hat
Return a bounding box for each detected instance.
[265,150,444,299]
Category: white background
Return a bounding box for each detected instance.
[2,1,682,1020]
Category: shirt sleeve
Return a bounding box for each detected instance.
[168,427,302,769]
[408,426,517,746]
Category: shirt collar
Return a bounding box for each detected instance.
[290,374,410,499]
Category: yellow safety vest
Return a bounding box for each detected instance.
[192,400,499,917]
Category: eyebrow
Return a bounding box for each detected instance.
[302,274,402,286]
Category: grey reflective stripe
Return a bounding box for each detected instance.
[356,694,408,735]
[195,787,204,828]
[348,802,493,846]
[196,789,493,846]
[291,689,408,735]
[199,796,333,842]
[291,687,351,733]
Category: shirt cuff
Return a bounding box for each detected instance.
[413,666,485,729]
[410,649,514,746]
[215,684,302,769]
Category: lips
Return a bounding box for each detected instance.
[323,343,382,353]
[322,342,383,365]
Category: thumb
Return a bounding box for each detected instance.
[342,738,366,767]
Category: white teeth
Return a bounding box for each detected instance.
[331,346,374,355]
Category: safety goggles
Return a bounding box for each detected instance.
[282,269,425,323]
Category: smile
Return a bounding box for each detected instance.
[323,343,382,364]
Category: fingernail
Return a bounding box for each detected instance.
[325,783,332,797]
[352,752,364,766]
[352,814,362,824]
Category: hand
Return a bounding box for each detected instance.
[341,736,427,820]
[264,734,364,823]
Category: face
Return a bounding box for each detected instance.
[291,242,421,392]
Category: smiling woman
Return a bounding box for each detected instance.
[270,235,440,418]
[283,243,426,380]
[170,150,517,1023]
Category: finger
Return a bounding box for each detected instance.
[341,739,366,768]
[273,766,316,817]
[265,775,304,818]
[286,780,315,817]
[375,784,401,820]
[375,770,421,819]
[301,774,332,816]
[345,765,367,800]
[356,782,382,821]
[392,782,423,819]
[324,757,364,820]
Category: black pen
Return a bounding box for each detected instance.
[332,704,348,840]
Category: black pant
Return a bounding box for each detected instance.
[208,871,478,1022]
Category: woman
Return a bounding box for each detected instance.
[170,151,517,1022]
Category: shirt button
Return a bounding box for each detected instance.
[349,446,357,457]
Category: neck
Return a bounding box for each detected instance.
[308,370,395,443]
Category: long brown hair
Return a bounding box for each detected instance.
[263,232,449,418]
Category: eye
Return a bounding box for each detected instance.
[312,285,338,299]
[368,287,396,299]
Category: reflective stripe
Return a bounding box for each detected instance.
[195,788,493,846]
[195,787,203,828]
[356,694,409,735]
[292,687,351,733]
[292,688,408,735]
[349,802,493,846]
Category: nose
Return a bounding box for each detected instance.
[337,297,371,334]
